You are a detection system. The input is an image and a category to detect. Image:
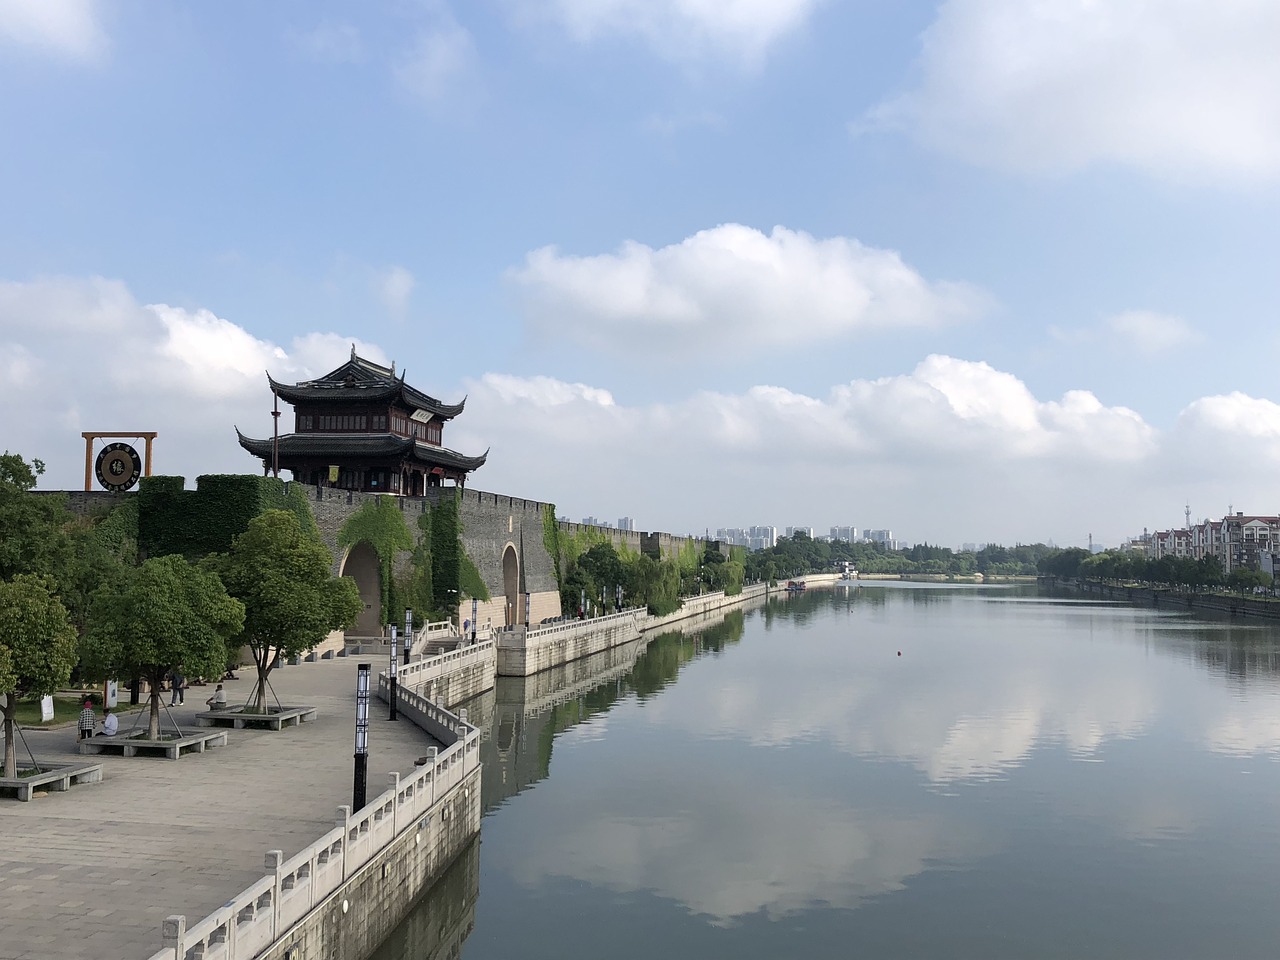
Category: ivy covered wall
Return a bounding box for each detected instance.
[137,475,317,561]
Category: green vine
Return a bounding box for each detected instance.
[543,503,562,587]
[338,497,413,626]
[137,475,321,561]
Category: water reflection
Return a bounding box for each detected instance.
[367,836,479,960]
[473,611,750,815]
[377,584,1280,960]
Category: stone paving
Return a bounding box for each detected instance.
[0,657,440,960]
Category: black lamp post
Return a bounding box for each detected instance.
[353,663,370,811]
[404,608,413,664]
[388,625,398,721]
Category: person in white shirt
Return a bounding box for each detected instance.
[97,708,118,737]
[206,684,227,710]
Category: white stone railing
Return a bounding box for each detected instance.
[525,609,642,641]
[145,669,480,960]
[395,640,494,691]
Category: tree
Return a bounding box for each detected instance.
[0,452,73,584]
[208,510,362,710]
[82,555,243,739]
[0,575,78,777]
[1227,567,1270,596]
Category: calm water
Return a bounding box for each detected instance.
[373,583,1280,959]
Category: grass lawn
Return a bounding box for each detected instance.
[10,697,86,726]
[10,696,146,727]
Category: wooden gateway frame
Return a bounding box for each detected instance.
[82,432,157,492]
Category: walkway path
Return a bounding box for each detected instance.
[1,657,438,960]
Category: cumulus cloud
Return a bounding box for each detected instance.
[0,0,106,59]
[871,0,1280,180]
[0,276,385,489]
[508,224,986,355]
[8,273,1280,547]
[525,0,820,65]
[457,356,1280,545]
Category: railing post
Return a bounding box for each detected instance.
[388,772,401,834]
[162,915,185,960]
[336,805,351,880]
[265,850,283,942]
[426,747,438,806]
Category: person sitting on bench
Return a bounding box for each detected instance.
[206,684,227,710]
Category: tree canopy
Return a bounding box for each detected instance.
[0,575,78,777]
[82,554,243,739]
[208,509,362,710]
[0,452,73,585]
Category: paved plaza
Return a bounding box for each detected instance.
[1,657,439,960]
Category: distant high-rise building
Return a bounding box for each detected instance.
[618,517,634,531]
[830,526,858,542]
[715,525,777,550]
[786,526,814,539]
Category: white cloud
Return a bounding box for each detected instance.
[0,0,106,59]
[1106,310,1199,354]
[1051,309,1199,355]
[395,16,478,103]
[872,0,1280,180]
[0,276,384,489]
[9,273,1280,547]
[290,19,364,64]
[528,0,820,65]
[375,265,416,321]
[508,224,986,355]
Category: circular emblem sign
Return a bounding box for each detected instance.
[95,442,142,492]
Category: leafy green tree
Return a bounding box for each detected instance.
[83,555,244,739]
[0,452,73,584]
[0,575,78,777]
[207,510,362,710]
[1228,567,1271,595]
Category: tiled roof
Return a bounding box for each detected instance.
[235,429,488,472]
[265,353,465,419]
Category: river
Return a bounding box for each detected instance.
[371,582,1280,959]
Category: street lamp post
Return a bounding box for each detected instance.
[353,663,370,811]
[388,625,398,722]
[471,597,478,643]
[403,608,413,665]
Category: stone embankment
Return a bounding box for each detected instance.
[1045,578,1280,622]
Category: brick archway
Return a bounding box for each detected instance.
[340,542,381,637]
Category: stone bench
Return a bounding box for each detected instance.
[77,730,228,759]
[0,761,104,801]
[193,705,317,730]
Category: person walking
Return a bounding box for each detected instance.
[77,700,95,741]
[168,668,185,706]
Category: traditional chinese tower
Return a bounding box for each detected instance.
[236,347,487,494]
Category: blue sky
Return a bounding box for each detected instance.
[3,0,1280,547]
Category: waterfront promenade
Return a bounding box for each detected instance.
[1,658,440,960]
